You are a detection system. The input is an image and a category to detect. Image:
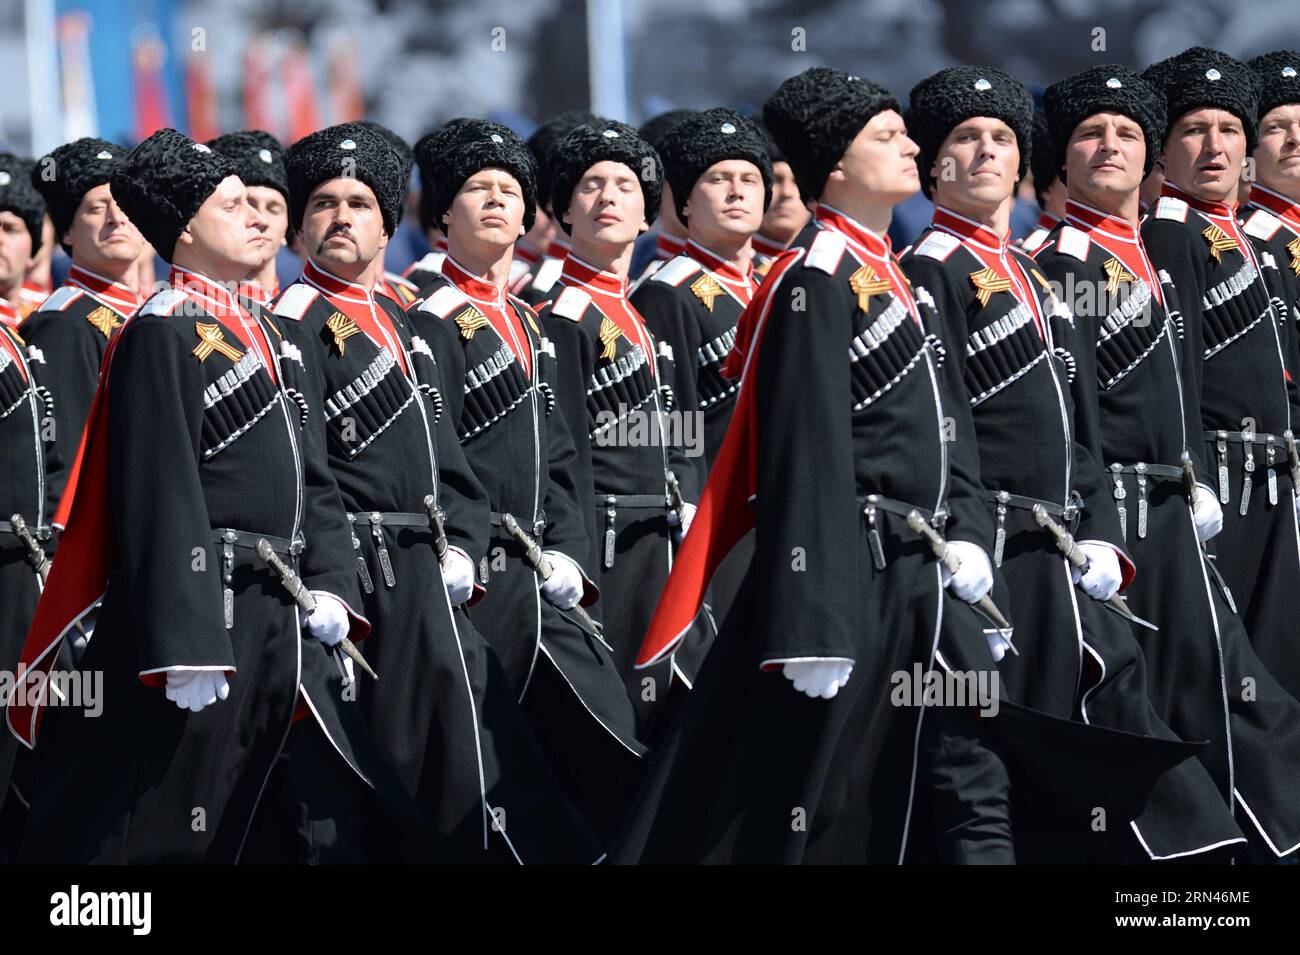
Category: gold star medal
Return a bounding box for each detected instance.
[325,312,362,354]
[969,267,1012,307]
[598,316,623,361]
[690,273,724,312]
[193,323,243,363]
[1202,225,1237,263]
[1102,257,1136,296]
[86,305,122,338]
[848,265,892,311]
[452,306,488,341]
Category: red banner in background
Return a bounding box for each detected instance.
[242,32,277,136]
[185,49,219,142]
[281,31,320,142]
[328,35,364,125]
[130,24,173,141]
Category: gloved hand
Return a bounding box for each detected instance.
[1070,542,1122,601]
[1192,484,1223,542]
[540,551,583,610]
[941,540,994,604]
[301,592,350,647]
[165,670,230,713]
[666,502,697,534]
[782,659,854,699]
[441,547,476,606]
[985,629,1015,663]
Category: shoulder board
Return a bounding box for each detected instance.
[651,255,703,287]
[39,286,84,313]
[1054,225,1092,262]
[385,270,417,292]
[1154,196,1189,222]
[1243,208,1284,242]
[804,229,848,274]
[407,252,446,276]
[417,283,470,319]
[508,259,532,283]
[1020,227,1050,253]
[550,285,592,321]
[271,283,320,321]
[140,288,189,317]
[912,230,961,262]
[531,256,564,293]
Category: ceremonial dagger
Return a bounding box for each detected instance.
[422,494,449,561]
[9,513,50,584]
[1030,505,1159,631]
[255,538,378,680]
[904,510,1013,632]
[500,513,603,638]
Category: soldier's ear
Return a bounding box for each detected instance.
[176,227,194,248]
[377,228,389,253]
[638,218,649,235]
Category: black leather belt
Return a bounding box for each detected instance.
[858,493,948,571]
[0,520,52,539]
[489,510,546,538]
[211,528,302,556]
[985,488,1083,566]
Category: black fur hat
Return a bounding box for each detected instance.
[0,153,46,255]
[206,130,287,198]
[1248,51,1300,124]
[906,66,1033,198]
[419,119,537,234]
[547,120,663,235]
[1143,47,1259,152]
[285,122,404,238]
[414,119,469,234]
[656,108,773,222]
[356,120,414,224]
[639,109,697,154]
[1029,111,1058,204]
[527,110,597,213]
[750,113,785,165]
[29,138,127,252]
[1043,65,1165,182]
[110,128,238,261]
[762,67,900,201]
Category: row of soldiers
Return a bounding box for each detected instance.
[2,44,1300,864]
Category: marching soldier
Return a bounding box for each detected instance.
[620,68,1018,864]
[900,65,1244,860]
[207,130,290,307]
[22,142,141,521]
[8,128,415,863]
[275,121,600,862]
[629,108,769,622]
[1140,48,1300,702]
[406,119,646,845]
[539,119,708,740]
[1036,64,1300,860]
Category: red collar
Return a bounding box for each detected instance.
[1064,199,1140,242]
[560,253,628,299]
[685,239,754,288]
[655,232,685,261]
[1035,211,1061,231]
[68,264,142,315]
[301,260,411,374]
[931,205,1009,251]
[0,296,22,329]
[515,240,544,267]
[302,258,375,304]
[443,254,509,304]
[545,235,572,260]
[237,277,279,307]
[812,202,893,258]
[751,232,788,258]
[1161,180,1236,220]
[22,277,51,297]
[434,234,449,253]
[1246,183,1300,232]
[442,254,532,376]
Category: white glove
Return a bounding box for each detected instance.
[679,502,696,535]
[1192,484,1223,542]
[941,540,994,604]
[301,592,350,647]
[441,548,476,606]
[782,660,854,699]
[165,670,230,713]
[1070,542,1122,601]
[986,629,1015,663]
[539,551,584,610]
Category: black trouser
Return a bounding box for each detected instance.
[919,708,1016,864]
[241,720,373,864]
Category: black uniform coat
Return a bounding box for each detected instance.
[1037,200,1300,858]
[272,261,602,863]
[12,268,414,863]
[1142,182,1300,701]
[901,206,1244,860]
[19,265,140,516]
[406,254,646,845]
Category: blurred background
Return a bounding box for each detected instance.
[2,0,1299,267]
